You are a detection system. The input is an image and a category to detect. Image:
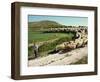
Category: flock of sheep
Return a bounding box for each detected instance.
[55,27,88,53]
[44,26,87,33]
[29,26,88,55]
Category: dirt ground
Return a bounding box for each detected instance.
[28,46,88,66]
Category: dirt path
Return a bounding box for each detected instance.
[28,46,88,66]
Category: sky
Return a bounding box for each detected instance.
[28,15,88,26]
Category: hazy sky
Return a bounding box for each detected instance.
[28,15,88,26]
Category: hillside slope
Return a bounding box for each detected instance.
[28,20,64,29]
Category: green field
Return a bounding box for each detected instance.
[28,31,73,43]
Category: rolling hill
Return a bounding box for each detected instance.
[28,20,64,29]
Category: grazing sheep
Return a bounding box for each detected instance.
[56,41,77,53]
[83,38,88,46]
[45,27,88,53]
[76,39,84,48]
[56,43,66,51]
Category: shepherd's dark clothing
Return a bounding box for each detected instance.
[33,45,39,58]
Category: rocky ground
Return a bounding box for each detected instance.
[28,46,88,66]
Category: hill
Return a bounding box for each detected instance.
[28,20,64,29]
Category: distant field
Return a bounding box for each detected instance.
[28,31,74,44]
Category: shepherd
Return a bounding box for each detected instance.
[33,41,39,58]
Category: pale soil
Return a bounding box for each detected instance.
[28,46,88,66]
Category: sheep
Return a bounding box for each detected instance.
[49,27,88,53]
[56,41,77,53]
[82,38,88,46]
[67,41,76,48]
[56,42,66,51]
